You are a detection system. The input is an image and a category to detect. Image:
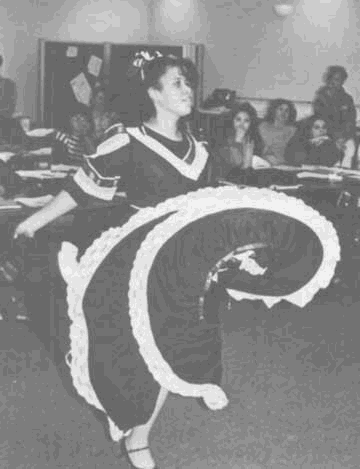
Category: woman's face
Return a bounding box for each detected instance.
[233,111,251,134]
[274,103,290,124]
[328,72,344,90]
[70,114,90,134]
[311,119,327,139]
[94,113,112,137]
[149,66,194,118]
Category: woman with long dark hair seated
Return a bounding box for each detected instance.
[284,115,343,167]
[212,101,265,180]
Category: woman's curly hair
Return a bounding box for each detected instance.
[294,114,332,142]
[263,98,297,125]
[129,54,198,125]
[324,65,348,84]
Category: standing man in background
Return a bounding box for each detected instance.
[0,54,17,118]
[313,65,357,168]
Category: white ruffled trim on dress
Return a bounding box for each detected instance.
[129,187,340,409]
[58,187,340,438]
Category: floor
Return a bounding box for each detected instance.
[0,284,360,469]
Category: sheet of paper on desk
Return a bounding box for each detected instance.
[26,128,54,137]
[26,147,53,156]
[269,184,303,191]
[0,152,15,163]
[274,165,303,172]
[14,195,54,207]
[331,167,360,177]
[300,165,344,175]
[0,198,21,209]
[51,164,80,172]
[297,172,343,181]
[15,170,68,179]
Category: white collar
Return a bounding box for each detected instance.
[127,126,209,181]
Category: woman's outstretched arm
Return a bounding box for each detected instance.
[14,190,78,239]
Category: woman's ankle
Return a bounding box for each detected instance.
[126,426,149,449]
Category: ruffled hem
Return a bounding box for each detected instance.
[58,186,340,434]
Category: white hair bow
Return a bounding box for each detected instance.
[132,50,163,81]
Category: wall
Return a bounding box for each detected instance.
[149,0,360,105]
[3,0,360,117]
[1,0,150,119]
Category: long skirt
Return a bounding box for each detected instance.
[59,186,340,439]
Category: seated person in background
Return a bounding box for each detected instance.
[313,65,356,168]
[90,86,121,144]
[284,115,343,167]
[69,112,96,156]
[0,55,23,148]
[0,55,16,119]
[53,109,96,162]
[259,98,297,166]
[212,102,265,180]
[0,117,26,148]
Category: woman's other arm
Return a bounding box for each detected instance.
[14,190,78,238]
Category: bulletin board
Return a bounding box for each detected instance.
[39,40,109,129]
[38,40,204,130]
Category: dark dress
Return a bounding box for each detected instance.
[61,125,222,436]
[59,125,339,441]
[65,125,213,208]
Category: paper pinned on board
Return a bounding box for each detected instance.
[0,152,15,163]
[66,46,78,58]
[88,55,102,77]
[70,73,92,106]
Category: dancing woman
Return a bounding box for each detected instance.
[14,53,220,469]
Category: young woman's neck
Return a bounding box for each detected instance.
[145,114,182,141]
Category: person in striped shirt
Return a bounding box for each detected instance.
[53,112,96,162]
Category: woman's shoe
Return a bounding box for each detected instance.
[120,437,158,469]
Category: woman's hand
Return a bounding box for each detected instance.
[13,221,36,239]
[13,190,78,241]
[335,137,346,152]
